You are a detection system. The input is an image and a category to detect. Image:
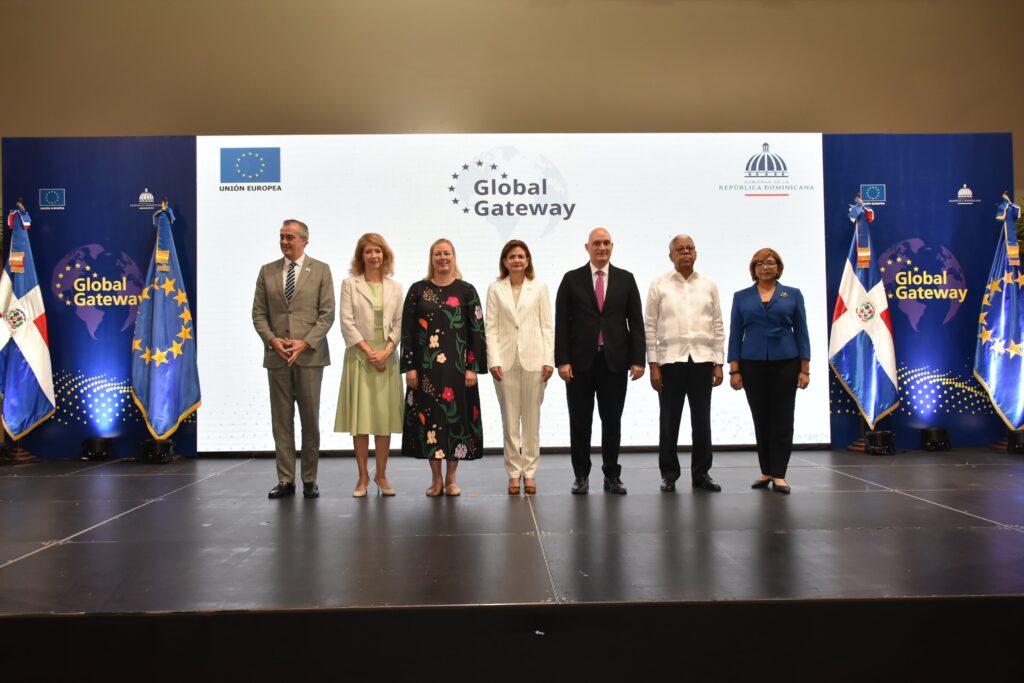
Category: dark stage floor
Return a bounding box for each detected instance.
[2,449,1024,615]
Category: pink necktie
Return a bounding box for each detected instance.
[596,270,605,346]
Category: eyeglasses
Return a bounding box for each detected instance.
[673,246,696,253]
[755,261,778,269]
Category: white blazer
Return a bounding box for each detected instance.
[485,277,555,372]
[339,274,403,348]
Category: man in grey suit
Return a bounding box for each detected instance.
[252,219,336,499]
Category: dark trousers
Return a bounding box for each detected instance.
[566,351,628,479]
[658,359,714,483]
[740,358,800,478]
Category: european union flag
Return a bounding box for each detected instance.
[974,193,1024,430]
[130,205,201,439]
[860,184,886,203]
[219,147,281,183]
[39,188,65,208]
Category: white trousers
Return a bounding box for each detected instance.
[493,357,546,478]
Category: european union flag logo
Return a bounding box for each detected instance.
[220,147,281,183]
[130,206,201,439]
[974,194,1024,429]
[39,188,65,208]
[860,184,886,203]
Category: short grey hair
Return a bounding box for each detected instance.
[669,234,695,251]
[283,219,309,239]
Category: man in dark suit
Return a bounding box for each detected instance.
[555,227,645,494]
[252,219,335,499]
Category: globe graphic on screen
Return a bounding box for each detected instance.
[456,146,570,240]
[50,244,146,339]
[879,238,966,331]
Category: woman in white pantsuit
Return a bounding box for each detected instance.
[485,240,555,495]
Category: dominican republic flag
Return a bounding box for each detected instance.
[0,206,55,438]
[973,194,1024,430]
[829,195,899,429]
[130,205,201,439]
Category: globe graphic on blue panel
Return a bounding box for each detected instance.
[50,244,146,339]
[879,239,966,331]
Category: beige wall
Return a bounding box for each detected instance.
[1,0,1021,197]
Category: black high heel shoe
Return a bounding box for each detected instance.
[751,477,771,489]
[771,480,791,494]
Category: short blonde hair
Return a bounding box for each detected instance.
[350,233,395,276]
[426,238,462,280]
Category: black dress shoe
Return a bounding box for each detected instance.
[771,481,791,495]
[268,482,296,499]
[751,477,772,489]
[692,475,722,492]
[660,479,676,492]
[571,478,589,495]
[603,477,627,495]
[303,482,320,498]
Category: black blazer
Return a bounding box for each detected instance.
[554,263,645,373]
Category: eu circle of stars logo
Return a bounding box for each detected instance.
[234,151,268,181]
[219,147,281,184]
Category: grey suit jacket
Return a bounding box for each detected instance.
[252,256,336,368]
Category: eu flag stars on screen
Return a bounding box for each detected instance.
[219,147,281,183]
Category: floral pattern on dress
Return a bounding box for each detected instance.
[401,279,487,460]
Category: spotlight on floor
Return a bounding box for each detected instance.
[864,430,896,455]
[1008,430,1024,455]
[81,437,113,461]
[920,427,951,452]
[141,439,175,464]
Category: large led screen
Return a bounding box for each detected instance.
[196,134,829,451]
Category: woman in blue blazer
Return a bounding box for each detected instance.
[727,248,810,494]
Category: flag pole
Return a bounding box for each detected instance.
[846,417,868,453]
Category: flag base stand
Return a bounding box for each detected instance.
[846,437,867,453]
[849,431,896,455]
[1006,431,1024,454]
[847,419,895,455]
[141,439,176,464]
[0,441,38,465]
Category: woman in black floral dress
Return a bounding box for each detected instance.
[401,238,487,497]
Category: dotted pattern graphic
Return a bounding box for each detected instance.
[829,362,994,418]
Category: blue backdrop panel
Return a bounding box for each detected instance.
[1,137,197,458]
[823,133,1014,448]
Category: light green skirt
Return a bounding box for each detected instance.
[334,335,403,435]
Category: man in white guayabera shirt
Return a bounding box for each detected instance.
[644,234,725,493]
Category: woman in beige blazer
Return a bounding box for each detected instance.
[335,233,404,497]
[485,240,555,495]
